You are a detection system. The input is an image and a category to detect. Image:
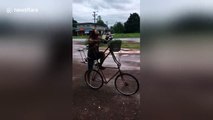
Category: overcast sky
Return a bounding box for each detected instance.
[141,0,213,21]
[1,0,213,25]
[73,0,140,27]
[73,0,213,26]
[0,0,72,24]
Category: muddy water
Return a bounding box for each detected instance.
[72,43,140,70]
[73,38,140,42]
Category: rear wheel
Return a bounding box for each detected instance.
[115,73,139,96]
[84,70,103,89]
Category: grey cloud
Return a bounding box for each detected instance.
[102,0,131,4]
[74,0,133,10]
[73,0,85,3]
[73,0,140,26]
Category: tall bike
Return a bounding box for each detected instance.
[78,40,139,96]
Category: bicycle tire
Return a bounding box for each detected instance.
[84,70,103,90]
[115,73,139,96]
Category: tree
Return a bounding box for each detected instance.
[124,13,140,33]
[113,22,125,33]
[110,26,114,33]
[72,18,78,36]
[72,18,77,28]
[96,15,105,26]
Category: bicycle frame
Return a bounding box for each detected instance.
[78,39,123,83]
[94,46,122,84]
[83,39,139,95]
[98,69,121,83]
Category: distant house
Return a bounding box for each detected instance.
[73,22,108,36]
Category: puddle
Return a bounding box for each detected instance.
[73,43,140,71]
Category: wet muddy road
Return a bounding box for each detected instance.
[72,41,141,120]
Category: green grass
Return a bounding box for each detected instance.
[112,33,140,38]
[73,35,87,39]
[99,41,140,50]
[76,41,140,50]
[121,41,140,49]
[74,37,140,50]
[73,33,140,39]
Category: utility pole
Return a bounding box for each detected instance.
[92,11,98,23]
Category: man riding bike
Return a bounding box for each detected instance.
[87,29,106,71]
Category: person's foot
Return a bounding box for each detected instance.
[99,66,105,70]
[98,64,105,70]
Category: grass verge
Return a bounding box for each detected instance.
[76,41,140,50]
[73,33,140,39]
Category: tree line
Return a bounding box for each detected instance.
[73,12,140,33]
[111,13,140,33]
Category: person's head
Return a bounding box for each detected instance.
[94,29,99,34]
[89,29,99,39]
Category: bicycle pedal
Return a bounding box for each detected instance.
[85,58,88,62]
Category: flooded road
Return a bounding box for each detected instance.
[72,41,141,120]
[73,38,140,42]
[72,42,140,70]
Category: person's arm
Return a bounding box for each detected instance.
[98,35,108,44]
[88,38,99,43]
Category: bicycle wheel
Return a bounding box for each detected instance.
[115,73,139,96]
[84,70,103,89]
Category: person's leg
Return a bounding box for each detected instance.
[87,58,94,82]
[87,48,95,71]
[100,52,105,65]
[88,58,94,71]
[98,52,105,68]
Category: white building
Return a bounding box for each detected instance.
[73,22,108,35]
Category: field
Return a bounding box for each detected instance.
[76,40,140,50]
[73,33,140,39]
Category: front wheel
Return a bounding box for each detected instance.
[115,73,139,96]
[84,70,103,90]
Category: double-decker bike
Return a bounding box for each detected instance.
[77,40,139,96]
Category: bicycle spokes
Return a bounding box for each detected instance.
[115,73,139,96]
[85,70,103,89]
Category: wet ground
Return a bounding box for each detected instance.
[1,37,213,119]
[73,38,140,42]
[72,41,140,70]
[142,37,213,120]
[72,41,141,119]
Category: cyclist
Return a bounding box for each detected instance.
[87,29,105,71]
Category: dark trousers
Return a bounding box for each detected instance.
[87,49,104,71]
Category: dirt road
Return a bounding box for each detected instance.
[72,61,140,120]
